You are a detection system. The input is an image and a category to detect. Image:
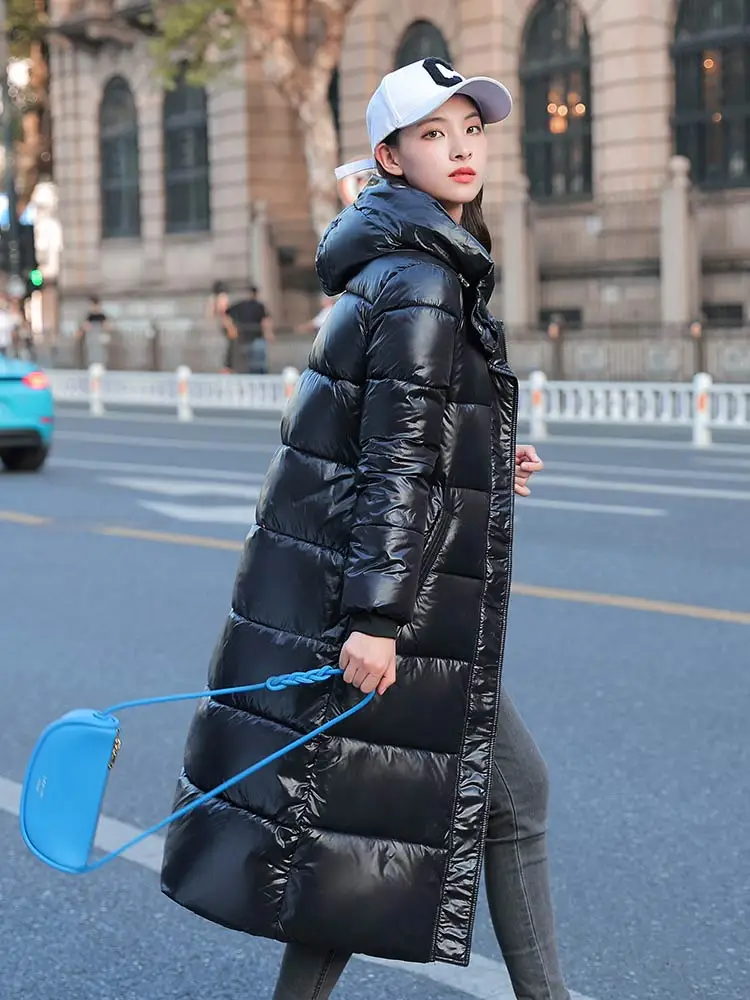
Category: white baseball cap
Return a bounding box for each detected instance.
[335,58,513,180]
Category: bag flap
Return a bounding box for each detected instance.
[20,710,121,874]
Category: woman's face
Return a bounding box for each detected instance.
[375,95,488,223]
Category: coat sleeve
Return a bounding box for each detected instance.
[340,264,460,629]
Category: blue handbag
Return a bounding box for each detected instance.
[20,666,373,875]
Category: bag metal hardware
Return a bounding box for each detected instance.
[108,732,122,770]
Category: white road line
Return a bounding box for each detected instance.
[53,406,750,452]
[51,457,266,481]
[544,460,750,484]
[104,476,262,499]
[55,430,278,453]
[55,407,282,432]
[101,475,261,524]
[529,434,750,453]
[696,456,750,470]
[0,775,593,1000]
[140,501,257,524]
[536,474,750,502]
[53,429,750,458]
[522,498,666,517]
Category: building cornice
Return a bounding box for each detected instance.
[50,0,155,50]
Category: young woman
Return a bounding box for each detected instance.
[162,58,570,1000]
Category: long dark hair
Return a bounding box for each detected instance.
[376,127,493,255]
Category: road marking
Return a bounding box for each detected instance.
[95,526,244,551]
[512,584,750,625]
[537,474,750,502]
[52,406,750,457]
[140,501,257,524]
[102,476,261,524]
[103,476,262,499]
[53,428,750,459]
[696,456,750,470]
[0,774,594,1000]
[0,510,51,525]
[55,430,278,454]
[522,498,666,517]
[528,434,750,453]
[55,406,282,431]
[51,457,266,481]
[90,525,750,625]
[6,515,748,625]
[544,460,750,485]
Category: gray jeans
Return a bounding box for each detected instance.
[240,338,268,374]
[271,689,570,1000]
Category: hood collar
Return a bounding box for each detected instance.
[316,179,495,297]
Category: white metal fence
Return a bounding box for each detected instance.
[49,365,750,448]
[48,364,300,421]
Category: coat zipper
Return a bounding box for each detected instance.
[462,363,519,962]
[417,508,451,591]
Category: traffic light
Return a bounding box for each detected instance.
[20,224,44,294]
[19,223,37,274]
[0,222,44,296]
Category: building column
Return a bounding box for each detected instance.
[500,177,537,329]
[660,155,700,326]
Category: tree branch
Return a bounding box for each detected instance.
[237,0,359,104]
[154,1,354,237]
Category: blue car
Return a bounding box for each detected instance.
[0,356,54,471]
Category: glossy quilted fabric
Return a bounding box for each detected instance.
[161,180,519,966]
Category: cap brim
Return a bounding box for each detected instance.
[454,77,513,124]
[335,157,377,181]
[398,75,513,137]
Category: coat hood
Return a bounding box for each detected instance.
[316,179,495,298]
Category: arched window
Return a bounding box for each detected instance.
[673,0,750,188]
[99,77,141,238]
[163,79,211,233]
[521,0,592,200]
[395,20,452,69]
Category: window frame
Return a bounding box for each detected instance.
[99,76,141,240]
[163,79,212,235]
[672,0,750,190]
[520,0,593,203]
[394,19,452,69]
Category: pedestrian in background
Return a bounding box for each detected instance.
[162,58,567,1000]
[224,285,275,374]
[76,295,111,368]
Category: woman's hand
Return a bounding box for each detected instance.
[515,444,544,497]
[340,632,397,696]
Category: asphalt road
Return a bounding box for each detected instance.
[1,407,749,1000]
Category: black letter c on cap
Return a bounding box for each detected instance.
[423,58,463,88]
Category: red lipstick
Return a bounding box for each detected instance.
[449,167,477,184]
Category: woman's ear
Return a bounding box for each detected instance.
[374,142,404,178]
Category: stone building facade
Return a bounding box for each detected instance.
[48,0,750,378]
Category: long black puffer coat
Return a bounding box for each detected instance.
[161,179,519,967]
